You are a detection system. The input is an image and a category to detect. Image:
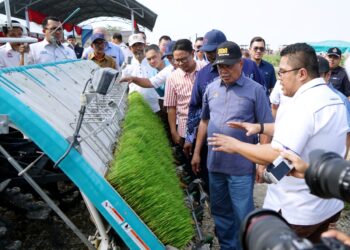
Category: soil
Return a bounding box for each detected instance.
[2,183,349,250]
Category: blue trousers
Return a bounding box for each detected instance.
[209,172,254,250]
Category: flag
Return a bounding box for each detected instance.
[81,27,93,47]
[74,26,82,36]
[133,19,139,33]
[28,8,47,25]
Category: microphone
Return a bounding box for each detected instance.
[49,8,81,45]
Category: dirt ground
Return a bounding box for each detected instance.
[2,183,349,249]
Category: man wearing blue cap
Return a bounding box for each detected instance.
[88,33,116,69]
[192,41,273,250]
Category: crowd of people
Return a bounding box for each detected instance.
[1,15,350,250]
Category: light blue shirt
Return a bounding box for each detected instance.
[202,75,273,175]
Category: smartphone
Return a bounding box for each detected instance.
[264,156,294,184]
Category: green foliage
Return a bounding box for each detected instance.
[107,93,194,248]
[263,54,281,67]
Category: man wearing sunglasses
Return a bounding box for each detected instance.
[326,47,350,98]
[249,36,276,95]
[28,16,76,65]
[194,37,207,63]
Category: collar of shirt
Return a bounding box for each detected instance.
[219,74,245,87]
[293,77,326,99]
[331,66,344,74]
[130,56,147,66]
[4,42,14,52]
[105,42,112,50]
[179,61,204,77]
[129,57,153,76]
[210,63,218,73]
[88,52,107,61]
[42,39,64,48]
[259,59,266,66]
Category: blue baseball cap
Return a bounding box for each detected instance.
[91,33,105,43]
[161,40,176,59]
[200,29,227,52]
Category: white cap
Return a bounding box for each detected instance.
[128,34,145,46]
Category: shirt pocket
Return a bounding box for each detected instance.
[228,96,254,121]
[330,76,341,88]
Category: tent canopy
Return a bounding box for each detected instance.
[309,40,350,54]
[0,0,157,31]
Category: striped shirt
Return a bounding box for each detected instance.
[164,61,206,138]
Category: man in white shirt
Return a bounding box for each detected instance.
[208,43,348,243]
[111,32,133,64]
[122,33,160,113]
[0,21,28,68]
[27,16,76,64]
[119,41,176,90]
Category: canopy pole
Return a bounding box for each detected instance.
[25,6,31,33]
[131,9,134,34]
[4,0,12,28]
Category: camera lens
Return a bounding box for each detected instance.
[240,209,310,250]
[305,150,350,202]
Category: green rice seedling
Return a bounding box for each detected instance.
[107,92,195,248]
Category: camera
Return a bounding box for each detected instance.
[240,209,350,250]
[305,150,350,202]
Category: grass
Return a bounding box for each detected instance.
[263,54,281,67]
[107,92,194,248]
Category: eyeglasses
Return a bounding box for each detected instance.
[277,67,301,77]
[174,55,191,64]
[253,46,265,52]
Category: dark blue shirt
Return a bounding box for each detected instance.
[242,58,267,92]
[186,63,220,143]
[258,59,276,93]
[329,66,350,97]
[186,59,267,143]
[202,75,273,175]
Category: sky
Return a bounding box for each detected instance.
[1,0,349,50]
[133,0,350,50]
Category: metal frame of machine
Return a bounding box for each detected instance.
[0,60,165,249]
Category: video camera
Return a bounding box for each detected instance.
[241,150,350,250]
